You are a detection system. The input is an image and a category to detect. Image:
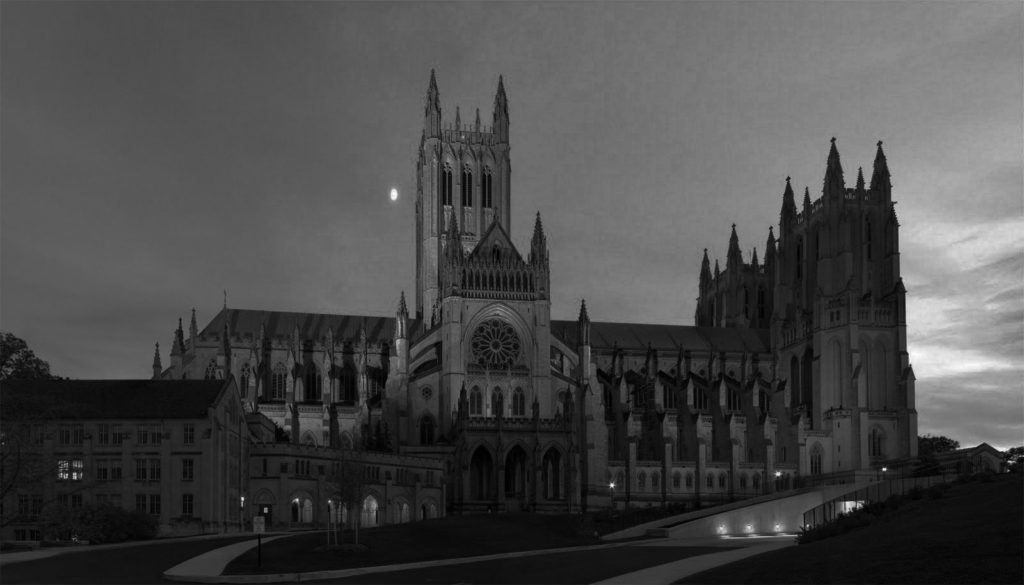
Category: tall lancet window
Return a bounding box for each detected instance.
[461,168,473,207]
[482,169,493,207]
[305,365,322,402]
[440,165,453,206]
[272,363,288,401]
[865,217,873,260]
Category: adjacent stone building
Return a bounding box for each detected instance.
[1,379,248,540]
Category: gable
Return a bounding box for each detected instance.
[467,219,525,264]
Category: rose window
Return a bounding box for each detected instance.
[471,319,521,368]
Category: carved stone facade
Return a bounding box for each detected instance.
[159,72,917,513]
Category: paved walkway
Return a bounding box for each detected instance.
[161,533,796,584]
[0,532,275,567]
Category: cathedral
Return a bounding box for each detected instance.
[157,71,917,514]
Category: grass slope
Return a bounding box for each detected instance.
[679,474,1023,584]
[226,513,604,574]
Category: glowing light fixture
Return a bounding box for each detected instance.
[390,188,399,201]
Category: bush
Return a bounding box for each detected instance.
[40,504,156,544]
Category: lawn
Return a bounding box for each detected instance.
[225,512,608,574]
[678,474,1023,584]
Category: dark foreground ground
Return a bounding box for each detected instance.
[1,534,256,584]
[679,474,1023,584]
[226,513,609,574]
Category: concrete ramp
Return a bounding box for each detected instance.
[657,482,875,538]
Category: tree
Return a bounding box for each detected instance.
[325,454,365,546]
[1004,446,1023,473]
[0,332,59,381]
[918,434,960,457]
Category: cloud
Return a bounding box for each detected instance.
[916,371,1023,450]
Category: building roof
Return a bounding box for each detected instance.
[200,308,419,343]
[1,379,231,421]
[550,320,770,354]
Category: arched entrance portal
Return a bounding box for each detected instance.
[470,447,494,501]
[504,445,528,511]
[362,495,379,527]
[542,448,562,500]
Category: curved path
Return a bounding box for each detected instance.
[162,533,794,584]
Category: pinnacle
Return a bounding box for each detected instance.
[578,299,590,323]
[398,290,408,315]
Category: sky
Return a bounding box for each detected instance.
[2,1,1021,450]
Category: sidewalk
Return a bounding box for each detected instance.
[162,533,796,584]
[0,532,288,567]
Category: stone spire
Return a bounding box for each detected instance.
[855,166,866,193]
[765,226,777,266]
[474,108,481,132]
[171,318,185,357]
[714,259,721,280]
[751,247,759,270]
[446,210,462,262]
[396,291,408,340]
[189,308,198,347]
[425,69,441,138]
[529,211,548,265]
[803,186,812,216]
[870,140,891,194]
[152,343,162,379]
[699,248,712,292]
[455,105,461,130]
[727,224,743,271]
[824,137,845,197]
[577,299,591,347]
[493,75,509,143]
[780,176,797,234]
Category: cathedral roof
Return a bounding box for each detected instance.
[200,308,418,343]
[550,321,769,354]
[1,379,231,420]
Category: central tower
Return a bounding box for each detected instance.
[415,70,512,322]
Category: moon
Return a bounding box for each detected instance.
[389,187,399,201]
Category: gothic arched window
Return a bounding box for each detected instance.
[512,387,526,417]
[304,365,322,402]
[728,384,741,412]
[865,217,873,260]
[272,363,288,401]
[469,386,483,416]
[718,474,727,489]
[752,472,761,491]
[869,427,886,458]
[685,472,694,489]
[239,364,251,394]
[810,444,824,475]
[204,360,218,380]
[491,388,502,418]
[482,169,493,208]
[461,168,473,207]
[673,472,682,489]
[757,286,766,320]
[652,472,661,491]
[441,165,453,206]
[339,365,356,404]
[796,237,804,280]
[420,416,435,445]
[706,474,714,489]
[637,471,646,490]
[739,474,747,489]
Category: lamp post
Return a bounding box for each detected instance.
[609,482,615,511]
[774,470,782,492]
